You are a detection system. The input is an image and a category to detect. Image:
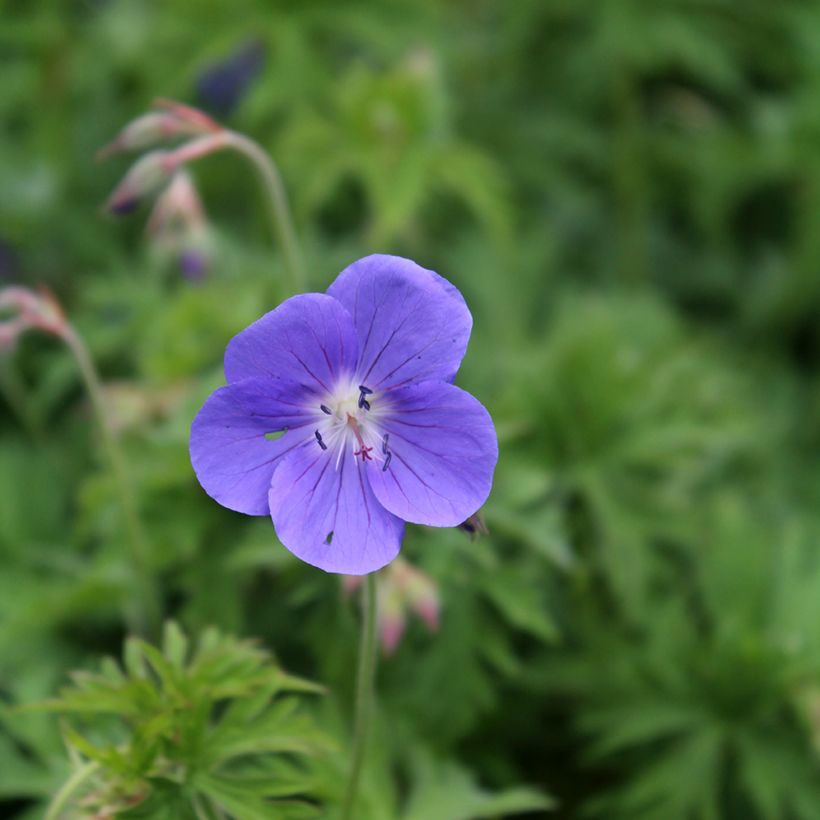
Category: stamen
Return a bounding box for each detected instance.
[314,430,327,451]
[382,433,392,471]
[357,384,373,411]
[320,404,332,415]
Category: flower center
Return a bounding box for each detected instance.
[312,381,390,470]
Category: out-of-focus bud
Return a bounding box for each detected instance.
[379,584,407,656]
[0,317,26,353]
[342,575,362,596]
[97,110,218,161]
[147,171,214,281]
[178,248,209,282]
[0,285,67,352]
[404,566,440,633]
[105,151,177,215]
[458,512,488,540]
[147,171,205,237]
[341,557,442,655]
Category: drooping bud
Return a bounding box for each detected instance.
[0,317,26,353]
[404,566,440,633]
[147,171,205,237]
[378,583,406,656]
[0,285,67,352]
[153,98,223,133]
[340,558,442,656]
[105,151,177,216]
[147,171,214,281]
[178,247,210,282]
[341,575,362,596]
[97,112,210,161]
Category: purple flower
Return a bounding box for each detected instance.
[190,255,497,574]
[196,40,266,118]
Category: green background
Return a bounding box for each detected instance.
[3,1,820,817]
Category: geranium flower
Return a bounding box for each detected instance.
[190,255,497,574]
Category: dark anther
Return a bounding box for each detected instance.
[358,385,373,395]
[358,395,371,411]
[382,452,392,471]
[314,430,327,450]
[320,404,332,415]
[382,433,390,454]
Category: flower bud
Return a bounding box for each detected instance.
[341,575,362,596]
[404,565,440,632]
[147,171,205,237]
[178,247,209,282]
[379,586,406,656]
[0,285,67,350]
[105,151,177,216]
[98,104,221,161]
[0,317,26,354]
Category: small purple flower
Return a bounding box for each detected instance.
[190,255,498,574]
[196,40,266,118]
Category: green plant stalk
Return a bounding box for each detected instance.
[0,359,44,442]
[223,130,306,294]
[341,572,378,820]
[44,760,99,820]
[61,326,161,638]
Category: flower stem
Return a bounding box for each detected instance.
[44,760,99,820]
[341,572,378,820]
[222,131,306,294]
[61,326,160,638]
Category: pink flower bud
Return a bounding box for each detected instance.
[412,593,440,633]
[147,171,205,237]
[0,317,26,354]
[404,564,441,633]
[153,99,222,133]
[105,151,177,215]
[379,594,407,656]
[97,112,212,161]
[341,575,363,596]
[0,285,67,348]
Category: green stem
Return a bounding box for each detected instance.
[223,131,305,294]
[61,326,160,638]
[0,359,44,442]
[341,572,378,820]
[44,760,99,820]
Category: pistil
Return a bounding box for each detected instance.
[347,413,373,462]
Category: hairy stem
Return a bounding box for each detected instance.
[62,326,160,637]
[222,131,305,294]
[44,760,99,820]
[341,572,378,820]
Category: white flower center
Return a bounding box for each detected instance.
[312,379,391,470]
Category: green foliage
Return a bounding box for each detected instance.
[4,0,820,818]
[38,622,329,819]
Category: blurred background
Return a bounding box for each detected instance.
[3,0,820,817]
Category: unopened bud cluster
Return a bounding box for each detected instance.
[100,101,224,277]
[344,557,440,655]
